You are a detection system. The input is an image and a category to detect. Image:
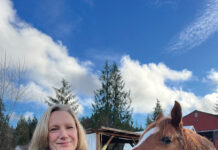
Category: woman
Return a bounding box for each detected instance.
[29,104,88,150]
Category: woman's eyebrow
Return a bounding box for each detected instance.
[49,125,59,128]
[65,123,76,127]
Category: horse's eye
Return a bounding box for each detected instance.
[161,136,171,144]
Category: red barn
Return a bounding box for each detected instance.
[183,110,218,149]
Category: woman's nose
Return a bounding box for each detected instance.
[59,128,68,139]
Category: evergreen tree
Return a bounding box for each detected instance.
[0,98,5,134]
[91,61,134,130]
[92,61,112,128]
[80,116,93,129]
[145,115,152,127]
[46,79,79,114]
[152,99,163,121]
[133,120,144,131]
[0,98,13,150]
[110,63,133,130]
[13,116,38,147]
[145,99,163,127]
[27,116,38,140]
[15,116,30,146]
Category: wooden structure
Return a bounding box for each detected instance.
[183,110,218,149]
[86,126,141,150]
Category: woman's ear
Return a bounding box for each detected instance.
[171,101,182,129]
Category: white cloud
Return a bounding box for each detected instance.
[76,97,94,115]
[204,90,218,110]
[10,112,20,122]
[120,56,216,114]
[204,69,218,111]
[207,69,218,84]
[23,111,34,120]
[23,82,49,104]
[168,0,218,52]
[79,97,94,110]
[10,111,34,122]
[0,0,100,105]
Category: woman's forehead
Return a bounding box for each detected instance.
[49,110,75,125]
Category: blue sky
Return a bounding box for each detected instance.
[0,0,218,128]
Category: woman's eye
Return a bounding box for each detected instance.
[50,128,58,132]
[66,126,73,129]
[161,136,171,144]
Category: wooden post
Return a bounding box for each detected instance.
[97,133,101,150]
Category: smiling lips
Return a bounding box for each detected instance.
[57,141,72,147]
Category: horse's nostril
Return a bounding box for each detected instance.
[161,136,171,144]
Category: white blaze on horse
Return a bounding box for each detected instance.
[133,101,216,150]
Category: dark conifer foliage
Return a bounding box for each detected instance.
[152,99,163,121]
[145,115,153,127]
[46,79,79,114]
[0,98,12,150]
[90,61,134,130]
[14,116,38,147]
[15,116,29,145]
[145,99,163,127]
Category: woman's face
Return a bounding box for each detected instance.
[48,110,78,150]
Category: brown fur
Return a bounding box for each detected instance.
[133,101,216,150]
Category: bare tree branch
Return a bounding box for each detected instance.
[0,53,27,120]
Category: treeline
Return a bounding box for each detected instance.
[0,98,38,150]
[0,60,163,149]
[46,61,143,131]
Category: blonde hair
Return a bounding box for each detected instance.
[29,104,88,150]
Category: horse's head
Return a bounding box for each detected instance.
[133,101,185,150]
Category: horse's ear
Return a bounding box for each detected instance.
[171,101,182,128]
[155,112,163,121]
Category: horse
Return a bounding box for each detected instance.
[132,101,216,150]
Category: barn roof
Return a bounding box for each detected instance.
[183,110,218,117]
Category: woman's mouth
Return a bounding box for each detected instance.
[57,141,71,147]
